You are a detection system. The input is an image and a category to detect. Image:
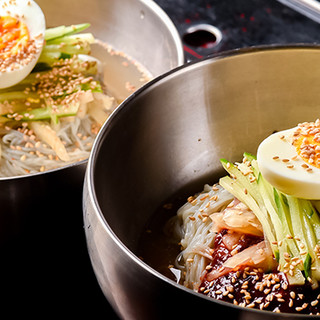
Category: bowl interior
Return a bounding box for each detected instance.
[92,46,320,254]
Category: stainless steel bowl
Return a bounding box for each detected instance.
[0,0,183,316]
[84,45,320,319]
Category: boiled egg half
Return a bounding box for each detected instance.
[0,0,45,88]
[257,119,320,199]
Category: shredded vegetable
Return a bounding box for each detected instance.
[220,153,320,287]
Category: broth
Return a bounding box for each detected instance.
[138,192,186,283]
[92,40,152,103]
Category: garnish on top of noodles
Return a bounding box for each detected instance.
[0,23,116,176]
[219,152,320,287]
[165,120,320,314]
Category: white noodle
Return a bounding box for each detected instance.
[174,184,233,290]
[0,114,96,176]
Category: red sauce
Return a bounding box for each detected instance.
[199,230,320,314]
[209,230,262,272]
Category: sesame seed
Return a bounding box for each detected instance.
[200,194,209,201]
[246,302,255,308]
[191,199,197,206]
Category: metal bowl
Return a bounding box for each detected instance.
[0,0,183,316]
[84,45,320,319]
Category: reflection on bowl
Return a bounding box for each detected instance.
[84,45,320,319]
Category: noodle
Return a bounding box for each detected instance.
[174,184,233,289]
[0,114,97,176]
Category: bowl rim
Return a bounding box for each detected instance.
[138,0,185,67]
[86,43,320,318]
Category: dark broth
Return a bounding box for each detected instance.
[137,193,185,283]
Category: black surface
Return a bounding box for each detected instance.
[155,0,320,61]
[0,174,118,318]
[4,1,320,319]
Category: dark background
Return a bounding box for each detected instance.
[5,1,320,319]
[157,0,320,61]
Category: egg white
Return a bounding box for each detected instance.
[0,0,45,88]
[257,128,320,199]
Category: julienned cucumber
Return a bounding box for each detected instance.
[44,23,91,41]
[3,103,79,123]
[220,153,320,287]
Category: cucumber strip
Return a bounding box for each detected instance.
[44,23,90,41]
[37,51,61,65]
[0,91,39,102]
[284,195,319,285]
[220,158,263,204]
[250,159,260,180]
[3,103,79,122]
[243,152,257,161]
[42,43,91,55]
[219,175,278,256]
[257,175,291,271]
[46,33,95,45]
[299,200,320,284]
[304,200,320,242]
[273,189,300,258]
[258,177,306,285]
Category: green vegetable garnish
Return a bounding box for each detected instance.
[220,153,320,287]
[0,23,100,125]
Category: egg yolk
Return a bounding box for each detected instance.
[292,119,320,169]
[0,16,29,58]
